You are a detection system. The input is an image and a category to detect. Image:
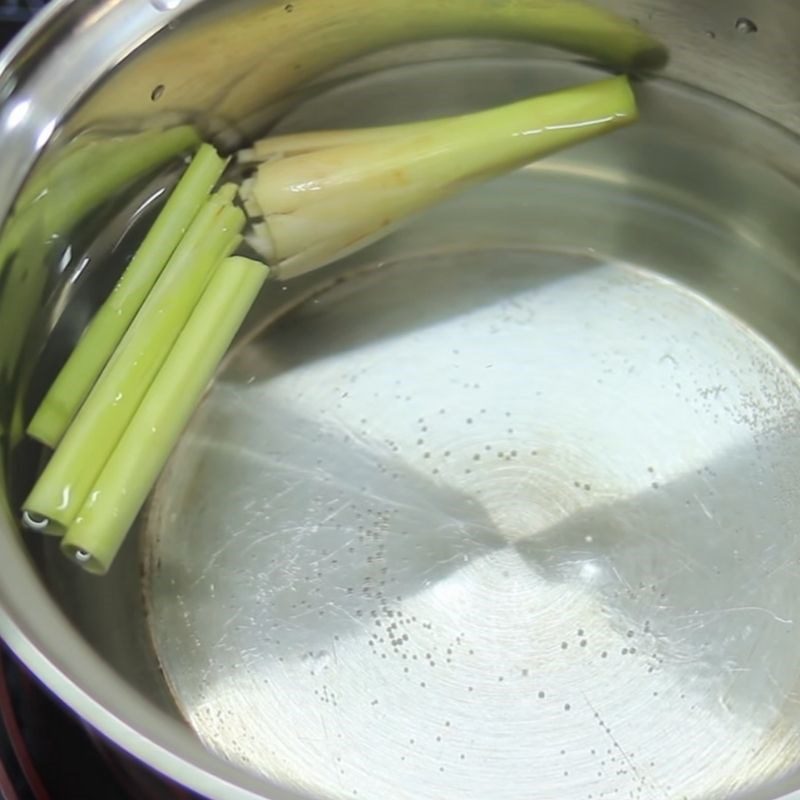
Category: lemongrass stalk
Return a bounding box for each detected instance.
[0,126,199,391]
[92,0,663,134]
[28,144,229,448]
[240,76,637,280]
[22,190,245,535]
[238,124,437,163]
[5,126,200,258]
[62,256,269,574]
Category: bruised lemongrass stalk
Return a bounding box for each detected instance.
[28,144,229,448]
[239,76,638,280]
[62,256,269,575]
[22,188,245,535]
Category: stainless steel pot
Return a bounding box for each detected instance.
[1,2,800,800]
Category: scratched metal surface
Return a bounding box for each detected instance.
[143,60,800,800]
[144,254,800,799]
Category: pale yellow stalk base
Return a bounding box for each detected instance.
[241,76,638,280]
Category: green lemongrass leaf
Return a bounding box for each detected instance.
[0,125,199,397]
[28,143,228,448]
[4,126,200,260]
[22,191,244,534]
[62,256,269,575]
[17,127,197,211]
[87,0,663,134]
[241,75,637,279]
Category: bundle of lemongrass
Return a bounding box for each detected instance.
[21,73,639,574]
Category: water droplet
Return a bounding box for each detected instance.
[704,29,716,38]
[150,0,182,10]
[735,17,757,33]
[151,84,165,101]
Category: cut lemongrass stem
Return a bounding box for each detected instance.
[28,144,229,447]
[62,256,269,575]
[22,190,245,534]
[239,75,638,280]
[20,511,55,535]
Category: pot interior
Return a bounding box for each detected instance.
[4,4,800,800]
